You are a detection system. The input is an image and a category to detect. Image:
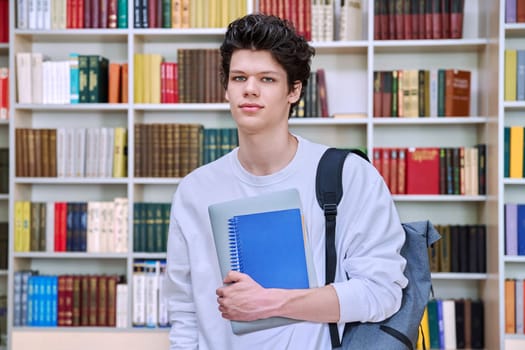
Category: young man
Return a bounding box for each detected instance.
[165,14,407,349]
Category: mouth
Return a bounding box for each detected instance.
[239,103,263,113]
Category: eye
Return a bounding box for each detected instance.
[261,76,275,82]
[231,75,246,82]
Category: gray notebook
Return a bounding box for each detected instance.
[208,188,318,335]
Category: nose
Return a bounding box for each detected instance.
[243,76,259,96]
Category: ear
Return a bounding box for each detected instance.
[224,89,230,102]
[288,81,302,104]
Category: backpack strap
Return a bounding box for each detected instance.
[315,148,369,348]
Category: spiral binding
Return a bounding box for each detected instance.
[228,217,243,272]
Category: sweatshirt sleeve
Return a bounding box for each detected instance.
[165,197,199,349]
[331,157,408,323]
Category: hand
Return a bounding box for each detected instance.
[215,271,275,321]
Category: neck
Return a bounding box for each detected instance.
[237,132,298,176]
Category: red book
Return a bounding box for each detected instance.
[450,0,465,39]
[83,0,92,28]
[374,0,381,40]
[441,0,451,38]
[389,148,399,194]
[410,0,420,40]
[432,0,442,39]
[0,68,8,120]
[406,147,440,194]
[304,0,311,41]
[108,0,118,28]
[373,148,382,174]
[77,0,85,28]
[148,0,158,28]
[397,148,407,194]
[0,0,8,43]
[417,0,425,39]
[172,62,179,103]
[383,0,392,39]
[519,0,525,22]
[381,148,391,189]
[54,202,68,252]
[445,69,471,117]
[424,0,433,39]
[395,0,404,39]
[99,0,108,28]
[161,62,168,103]
[403,0,413,40]
[121,63,129,103]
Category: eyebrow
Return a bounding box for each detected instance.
[229,69,281,75]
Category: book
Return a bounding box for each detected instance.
[208,188,317,335]
[405,147,440,194]
[445,69,471,117]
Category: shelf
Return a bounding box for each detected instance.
[504,178,525,185]
[311,40,368,54]
[12,252,128,259]
[132,253,167,259]
[372,117,489,125]
[133,103,229,111]
[431,272,488,280]
[15,103,129,111]
[0,270,7,276]
[133,178,181,185]
[0,194,8,201]
[503,101,525,110]
[0,119,8,125]
[504,256,525,263]
[392,195,487,202]
[289,118,367,125]
[0,43,7,53]
[13,29,129,43]
[14,178,128,185]
[373,38,488,53]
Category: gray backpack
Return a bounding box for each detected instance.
[316,148,441,349]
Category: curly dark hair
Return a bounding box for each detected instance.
[220,14,315,117]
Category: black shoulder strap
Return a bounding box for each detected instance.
[315,148,370,348]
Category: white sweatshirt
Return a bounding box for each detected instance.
[165,135,408,350]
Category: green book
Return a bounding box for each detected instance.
[117,0,128,28]
[88,55,109,103]
[78,55,89,103]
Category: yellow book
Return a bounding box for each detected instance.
[416,306,430,350]
[133,53,144,103]
[190,0,198,28]
[209,0,218,28]
[112,127,128,178]
[150,54,163,104]
[172,0,182,28]
[181,0,190,28]
[221,0,230,28]
[505,49,517,101]
[14,201,24,252]
[510,126,524,178]
[143,54,152,103]
[22,201,31,252]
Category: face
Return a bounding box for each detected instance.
[225,49,301,134]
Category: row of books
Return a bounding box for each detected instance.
[504,203,525,256]
[505,278,525,334]
[132,259,169,328]
[0,223,6,270]
[428,224,486,274]
[291,69,329,118]
[375,0,465,41]
[134,49,225,104]
[13,270,128,327]
[134,124,239,178]
[133,203,170,253]
[418,298,484,349]
[504,126,525,179]
[372,146,486,196]
[373,69,471,118]
[134,0,246,29]
[16,0,128,30]
[16,53,120,104]
[506,0,525,24]
[13,199,129,253]
[504,49,525,102]
[15,127,127,178]
[0,68,8,119]
[0,148,7,194]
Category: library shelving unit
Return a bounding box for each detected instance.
[4,1,503,350]
[499,0,525,349]
[0,14,9,350]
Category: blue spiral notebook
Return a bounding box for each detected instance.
[208,189,317,335]
[228,208,310,289]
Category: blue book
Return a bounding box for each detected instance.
[69,53,80,104]
[208,189,317,335]
[517,204,525,255]
[228,208,309,289]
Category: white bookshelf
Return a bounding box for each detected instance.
[4,0,504,349]
[499,0,525,348]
